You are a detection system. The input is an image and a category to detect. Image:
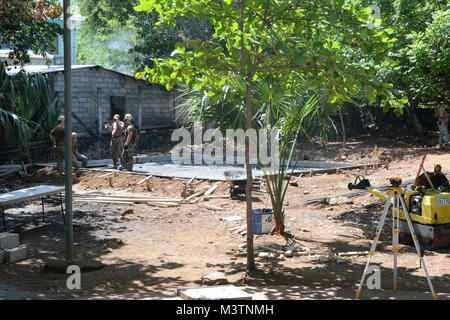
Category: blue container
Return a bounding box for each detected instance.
[252,208,274,234]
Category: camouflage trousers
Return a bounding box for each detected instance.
[122,143,135,171]
[438,122,449,146]
[55,146,65,174]
[72,153,88,169]
[110,135,124,167]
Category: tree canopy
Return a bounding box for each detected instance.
[0,0,62,65]
[134,0,408,270]
[77,0,212,73]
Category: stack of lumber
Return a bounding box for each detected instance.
[181,184,226,204]
[61,193,183,208]
[228,224,247,236]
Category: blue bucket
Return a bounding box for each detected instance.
[252,208,273,234]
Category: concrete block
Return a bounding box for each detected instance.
[0,232,19,249]
[4,245,27,263]
[0,249,5,264]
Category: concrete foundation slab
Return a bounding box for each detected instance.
[35,155,363,181]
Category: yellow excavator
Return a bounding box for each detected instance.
[348,164,450,250]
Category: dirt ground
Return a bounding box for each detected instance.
[0,129,449,300]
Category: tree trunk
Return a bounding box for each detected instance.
[407,96,425,135]
[339,108,346,148]
[244,84,255,272]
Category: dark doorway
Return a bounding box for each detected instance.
[110,96,126,119]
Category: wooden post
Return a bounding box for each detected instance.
[309,170,313,177]
[364,166,368,175]
[20,161,28,176]
[108,176,114,188]
[97,87,102,134]
[146,178,152,191]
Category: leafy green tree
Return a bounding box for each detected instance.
[135,0,404,271]
[0,62,61,157]
[360,0,449,134]
[401,9,449,105]
[0,0,62,65]
[77,0,211,73]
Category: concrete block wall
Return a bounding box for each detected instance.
[0,232,26,264]
[0,232,19,249]
[52,66,176,135]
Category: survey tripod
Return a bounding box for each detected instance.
[355,178,438,300]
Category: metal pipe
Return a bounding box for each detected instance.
[64,0,73,262]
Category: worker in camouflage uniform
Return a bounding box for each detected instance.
[71,132,88,169]
[105,114,124,169]
[120,114,136,172]
[49,115,65,175]
[437,103,449,149]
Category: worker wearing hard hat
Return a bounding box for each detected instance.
[120,114,136,171]
[71,132,88,170]
[49,115,65,175]
[105,114,124,169]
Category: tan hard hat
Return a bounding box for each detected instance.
[72,132,77,137]
[124,114,133,120]
[58,115,65,121]
[113,114,120,120]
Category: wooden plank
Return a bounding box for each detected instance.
[232,225,246,234]
[184,188,208,202]
[146,202,179,208]
[146,178,152,191]
[177,285,252,300]
[20,161,28,176]
[137,175,152,185]
[108,176,114,188]
[70,196,182,203]
[72,111,98,136]
[223,216,244,222]
[204,184,218,196]
[338,251,369,257]
[186,176,196,186]
[203,204,224,211]
[70,193,182,201]
[98,172,115,178]
[204,195,229,200]
[74,200,132,205]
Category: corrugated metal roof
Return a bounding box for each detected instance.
[0,49,54,60]
[5,64,141,82]
[5,64,95,75]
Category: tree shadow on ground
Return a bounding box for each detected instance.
[240,260,450,300]
[0,205,194,299]
[1,201,448,300]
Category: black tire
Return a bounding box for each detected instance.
[399,231,413,246]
